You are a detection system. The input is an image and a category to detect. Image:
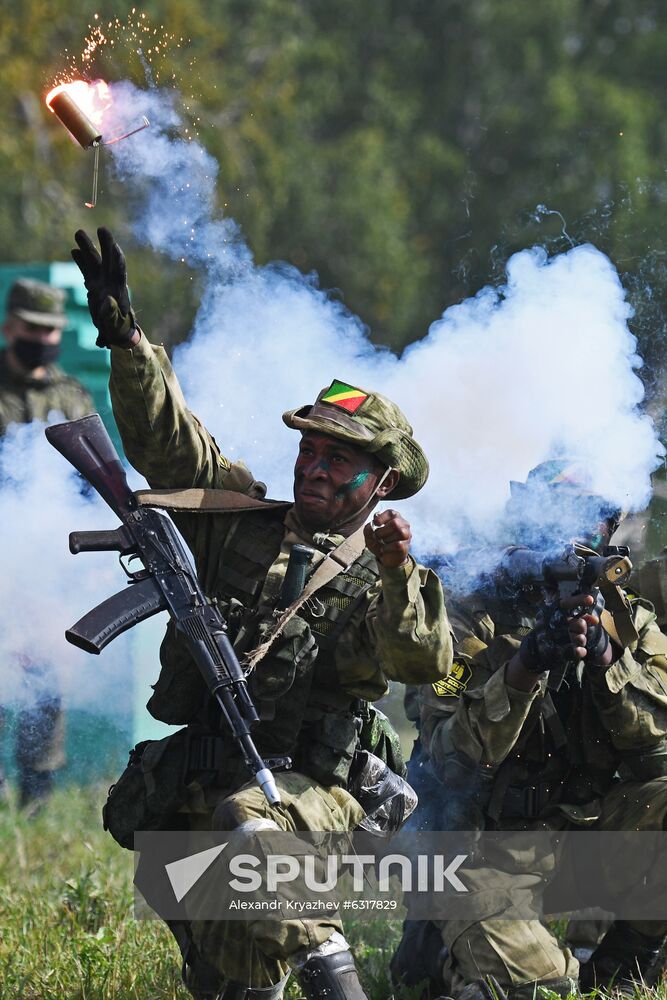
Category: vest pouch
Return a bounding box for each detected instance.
[300,710,359,787]
[250,615,318,702]
[102,728,190,850]
[357,704,407,778]
[147,623,207,724]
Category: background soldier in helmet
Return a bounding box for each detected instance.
[393,460,667,1000]
[71,227,452,1000]
[1,278,93,809]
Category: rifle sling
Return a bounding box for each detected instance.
[134,487,291,514]
[244,525,368,672]
[135,486,369,670]
[599,577,639,649]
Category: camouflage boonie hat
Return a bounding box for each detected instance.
[509,459,591,497]
[6,279,67,328]
[282,378,429,499]
[510,459,624,521]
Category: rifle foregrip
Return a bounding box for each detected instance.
[66,576,167,653]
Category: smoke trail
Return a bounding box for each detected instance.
[102,81,663,562]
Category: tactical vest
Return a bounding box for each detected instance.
[458,593,619,823]
[147,507,379,787]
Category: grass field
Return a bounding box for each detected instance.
[0,782,663,1000]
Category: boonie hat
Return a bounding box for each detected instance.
[7,279,67,328]
[282,378,429,499]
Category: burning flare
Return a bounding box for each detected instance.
[46,80,111,148]
[45,79,149,208]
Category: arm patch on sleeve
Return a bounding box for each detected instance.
[432,660,472,698]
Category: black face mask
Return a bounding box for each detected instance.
[12,338,61,370]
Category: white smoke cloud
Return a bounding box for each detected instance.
[0,421,133,712]
[105,82,662,559]
[1,78,662,715]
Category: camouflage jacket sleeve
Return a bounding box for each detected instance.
[585,598,667,765]
[108,335,267,568]
[332,557,453,699]
[109,335,232,490]
[421,597,540,771]
[109,334,265,494]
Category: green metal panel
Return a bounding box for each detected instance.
[0,263,153,782]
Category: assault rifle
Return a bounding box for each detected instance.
[498,543,634,689]
[45,413,282,806]
[498,543,633,601]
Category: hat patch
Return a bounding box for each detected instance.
[321,379,369,414]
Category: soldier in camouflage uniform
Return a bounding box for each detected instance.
[71,227,453,1000]
[407,460,667,1000]
[1,279,93,807]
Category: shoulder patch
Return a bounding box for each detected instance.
[432,661,473,698]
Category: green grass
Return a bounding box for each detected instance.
[0,783,408,999]
[0,784,665,1000]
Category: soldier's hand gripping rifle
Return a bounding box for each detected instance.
[498,543,634,687]
[45,413,283,806]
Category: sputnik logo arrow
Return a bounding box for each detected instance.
[165,842,228,902]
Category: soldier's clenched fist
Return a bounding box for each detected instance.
[364,508,412,568]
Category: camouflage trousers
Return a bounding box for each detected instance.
[180,770,364,990]
[439,778,667,994]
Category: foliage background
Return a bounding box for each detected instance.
[3,0,667,412]
[3,5,667,995]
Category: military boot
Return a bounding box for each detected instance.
[390,918,448,993]
[508,977,576,1000]
[434,976,508,1000]
[217,972,290,999]
[579,921,667,991]
[296,950,368,1000]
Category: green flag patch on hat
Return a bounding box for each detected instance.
[282,378,429,499]
[320,379,369,413]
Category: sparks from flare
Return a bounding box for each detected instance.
[51,10,186,90]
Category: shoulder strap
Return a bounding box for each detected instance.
[598,577,639,649]
[134,487,291,514]
[244,525,368,671]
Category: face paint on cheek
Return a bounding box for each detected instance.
[334,470,371,500]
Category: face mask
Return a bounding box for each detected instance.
[12,338,61,370]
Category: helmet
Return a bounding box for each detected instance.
[510,459,595,496]
[509,459,624,538]
[282,378,429,499]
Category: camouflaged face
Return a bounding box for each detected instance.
[282,379,429,499]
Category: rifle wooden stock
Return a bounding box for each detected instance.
[45,414,136,517]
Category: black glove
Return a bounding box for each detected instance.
[583,591,611,663]
[519,602,574,674]
[71,227,136,348]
